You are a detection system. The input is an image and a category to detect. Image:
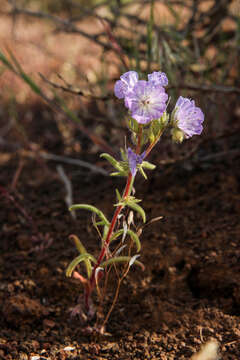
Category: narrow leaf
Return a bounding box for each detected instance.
[126,201,146,223]
[0,50,15,71]
[142,161,156,170]
[147,0,154,72]
[102,224,109,241]
[69,235,92,278]
[129,254,140,267]
[66,253,96,278]
[6,47,42,95]
[115,188,122,202]
[139,167,147,180]
[120,148,127,161]
[20,72,42,95]
[110,171,126,177]
[110,229,141,252]
[101,256,144,269]
[100,153,123,171]
[69,204,109,225]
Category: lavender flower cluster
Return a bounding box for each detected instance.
[115,70,204,135]
[114,71,168,124]
[114,70,204,175]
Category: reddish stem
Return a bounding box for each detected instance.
[84,124,146,312]
[84,173,132,311]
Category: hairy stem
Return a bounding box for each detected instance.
[84,126,143,311]
[145,129,163,157]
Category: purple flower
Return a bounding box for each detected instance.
[114,71,138,99]
[125,80,168,124]
[148,71,168,87]
[173,96,204,138]
[127,148,146,176]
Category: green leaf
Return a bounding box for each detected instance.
[20,72,42,95]
[102,224,109,241]
[100,153,123,171]
[69,204,109,226]
[6,48,42,95]
[126,201,146,223]
[139,167,147,180]
[101,256,144,269]
[142,161,156,170]
[66,253,97,278]
[115,188,122,202]
[54,92,81,123]
[110,170,128,177]
[69,235,92,278]
[0,50,15,71]
[147,0,154,71]
[110,229,141,252]
[120,148,127,161]
[95,220,106,226]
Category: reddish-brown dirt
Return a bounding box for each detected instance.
[0,101,240,359]
[1,5,240,360]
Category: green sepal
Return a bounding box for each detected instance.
[66,253,97,278]
[110,229,141,252]
[100,153,123,172]
[150,119,162,138]
[115,195,141,207]
[160,111,169,127]
[128,117,139,134]
[69,204,110,226]
[100,256,144,268]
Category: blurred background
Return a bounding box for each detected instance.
[0,0,239,166]
[1,3,240,358]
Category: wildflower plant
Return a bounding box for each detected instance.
[66,70,204,332]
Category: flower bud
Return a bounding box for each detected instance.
[171,128,184,143]
[159,111,169,128]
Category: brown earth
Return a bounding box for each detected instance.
[1,5,240,360]
[0,101,240,359]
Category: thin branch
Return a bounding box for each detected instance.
[169,83,240,94]
[57,165,76,219]
[8,5,116,52]
[39,73,112,101]
[36,152,109,176]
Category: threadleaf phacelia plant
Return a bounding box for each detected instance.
[66,70,204,333]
